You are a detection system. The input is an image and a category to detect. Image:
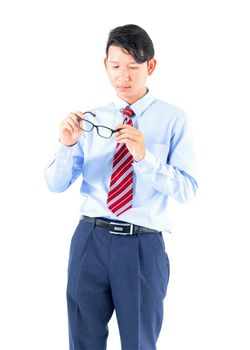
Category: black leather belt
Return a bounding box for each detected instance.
[81,216,160,235]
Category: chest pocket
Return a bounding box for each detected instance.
[146,142,169,162]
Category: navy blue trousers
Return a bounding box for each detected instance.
[66,218,170,350]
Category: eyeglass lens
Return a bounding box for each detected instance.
[96,127,113,139]
[79,116,114,139]
[79,119,94,132]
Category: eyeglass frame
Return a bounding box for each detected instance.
[76,111,123,139]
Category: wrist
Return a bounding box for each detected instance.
[59,139,78,147]
[134,151,146,163]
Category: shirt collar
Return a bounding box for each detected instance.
[113,89,154,117]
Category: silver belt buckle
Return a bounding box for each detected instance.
[109,222,133,235]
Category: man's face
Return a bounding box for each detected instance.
[104,45,156,104]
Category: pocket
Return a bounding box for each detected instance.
[155,233,170,283]
[68,220,83,259]
[151,233,170,298]
[154,233,169,269]
[67,220,93,273]
[67,220,94,299]
[155,232,166,252]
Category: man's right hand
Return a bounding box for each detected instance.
[59,111,84,146]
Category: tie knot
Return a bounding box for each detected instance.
[121,106,135,118]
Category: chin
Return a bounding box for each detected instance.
[117,90,130,98]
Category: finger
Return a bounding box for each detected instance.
[117,139,137,151]
[61,120,75,134]
[68,113,82,127]
[115,124,136,130]
[75,111,84,118]
[116,133,141,143]
[116,127,141,138]
[116,128,141,137]
[62,117,80,133]
[69,118,81,132]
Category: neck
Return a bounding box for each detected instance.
[118,88,148,105]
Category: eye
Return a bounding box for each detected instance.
[130,66,139,70]
[112,65,119,69]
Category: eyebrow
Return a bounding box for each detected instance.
[109,60,138,65]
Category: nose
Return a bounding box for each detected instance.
[117,67,129,82]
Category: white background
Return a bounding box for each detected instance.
[0,0,249,349]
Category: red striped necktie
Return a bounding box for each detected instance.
[106,106,135,216]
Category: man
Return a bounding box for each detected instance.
[45,24,198,350]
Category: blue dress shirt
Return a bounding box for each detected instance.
[44,91,198,232]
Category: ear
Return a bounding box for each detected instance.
[104,57,108,70]
[147,58,157,76]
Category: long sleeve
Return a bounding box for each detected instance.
[44,141,84,193]
[133,112,198,203]
[43,93,198,232]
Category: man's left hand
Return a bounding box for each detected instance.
[115,124,145,162]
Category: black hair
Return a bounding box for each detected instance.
[106,24,155,63]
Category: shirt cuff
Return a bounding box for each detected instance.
[57,141,79,156]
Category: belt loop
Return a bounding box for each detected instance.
[92,217,96,230]
[137,226,141,237]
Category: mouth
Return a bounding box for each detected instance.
[116,85,131,92]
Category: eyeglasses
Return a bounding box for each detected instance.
[77,111,122,139]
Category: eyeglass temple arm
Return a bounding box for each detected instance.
[76,111,96,119]
[84,111,96,117]
[113,128,123,133]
